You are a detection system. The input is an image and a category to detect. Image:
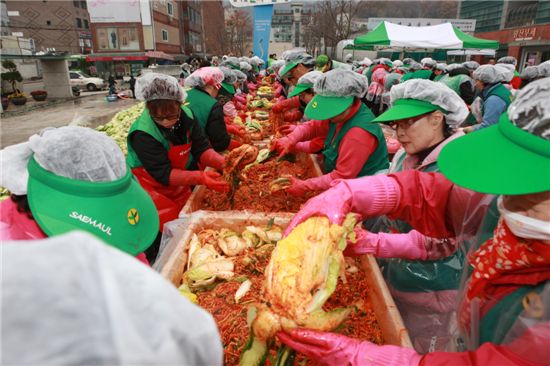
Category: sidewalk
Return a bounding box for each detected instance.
[0,93,139,148]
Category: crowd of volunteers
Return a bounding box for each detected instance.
[0,48,549,365]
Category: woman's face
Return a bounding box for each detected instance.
[502,191,550,222]
[391,111,445,155]
[300,91,314,105]
[148,100,181,129]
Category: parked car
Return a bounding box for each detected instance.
[69,71,105,91]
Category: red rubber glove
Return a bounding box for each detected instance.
[283,108,303,122]
[228,139,243,150]
[284,177,308,197]
[270,136,296,157]
[278,329,421,366]
[278,123,297,135]
[271,96,300,113]
[226,124,246,137]
[202,171,229,193]
[199,148,224,171]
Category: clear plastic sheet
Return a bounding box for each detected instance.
[2,231,223,366]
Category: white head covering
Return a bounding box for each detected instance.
[314,68,368,98]
[473,64,513,83]
[0,126,126,195]
[390,79,469,128]
[135,73,186,102]
[1,231,223,365]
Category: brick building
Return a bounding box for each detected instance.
[151,0,181,55]
[4,0,92,54]
[202,0,225,56]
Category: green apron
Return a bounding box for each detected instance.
[322,103,388,177]
[185,88,217,130]
[126,105,193,169]
[482,83,513,110]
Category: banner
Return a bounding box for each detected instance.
[252,5,273,65]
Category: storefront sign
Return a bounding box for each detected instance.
[512,27,536,41]
[86,55,148,62]
[96,27,140,51]
[87,0,141,23]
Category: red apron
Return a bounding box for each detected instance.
[132,141,192,230]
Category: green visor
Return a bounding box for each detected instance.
[280,61,299,77]
[438,113,550,195]
[305,95,354,120]
[27,157,159,256]
[288,83,313,98]
[221,82,236,95]
[373,98,446,123]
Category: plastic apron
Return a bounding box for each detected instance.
[131,142,192,230]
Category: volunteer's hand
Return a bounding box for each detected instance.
[270,137,296,157]
[283,182,353,236]
[345,228,428,260]
[344,227,378,256]
[202,171,229,193]
[271,101,286,113]
[226,124,246,137]
[277,329,421,366]
[284,177,308,197]
[278,123,297,135]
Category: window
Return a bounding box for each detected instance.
[80,0,86,9]
[70,72,81,79]
[46,20,51,25]
[162,29,168,41]
[84,19,88,29]
[167,2,173,15]
[76,18,82,28]
[73,0,79,7]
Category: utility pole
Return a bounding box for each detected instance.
[200,2,207,59]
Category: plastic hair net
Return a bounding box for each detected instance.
[1,231,223,365]
[359,57,373,66]
[220,56,241,70]
[421,57,436,68]
[297,70,324,87]
[392,60,403,68]
[402,58,414,65]
[462,60,480,71]
[239,62,252,72]
[220,66,237,84]
[239,56,250,63]
[379,58,393,67]
[538,60,550,77]
[270,59,285,73]
[282,48,315,67]
[473,64,511,84]
[250,56,265,66]
[390,79,469,128]
[313,68,369,98]
[344,53,353,62]
[497,56,517,65]
[520,66,539,80]
[435,63,447,71]
[233,69,248,82]
[409,62,422,71]
[495,63,515,82]
[445,63,461,72]
[184,67,224,89]
[135,73,186,102]
[507,77,550,140]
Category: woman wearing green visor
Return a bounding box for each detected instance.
[271,68,389,196]
[368,78,470,352]
[0,126,158,264]
[278,77,550,365]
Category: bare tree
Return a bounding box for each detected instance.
[225,9,253,56]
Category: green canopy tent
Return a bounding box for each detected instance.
[350,21,499,53]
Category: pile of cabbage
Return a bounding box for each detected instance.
[95,102,145,155]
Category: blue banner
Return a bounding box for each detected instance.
[252,4,273,66]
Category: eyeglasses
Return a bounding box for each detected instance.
[150,112,180,123]
[388,113,431,131]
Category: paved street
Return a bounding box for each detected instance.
[0,93,139,148]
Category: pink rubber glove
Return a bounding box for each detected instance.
[278,329,421,366]
[285,177,308,197]
[278,123,297,135]
[284,175,399,237]
[344,228,428,260]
